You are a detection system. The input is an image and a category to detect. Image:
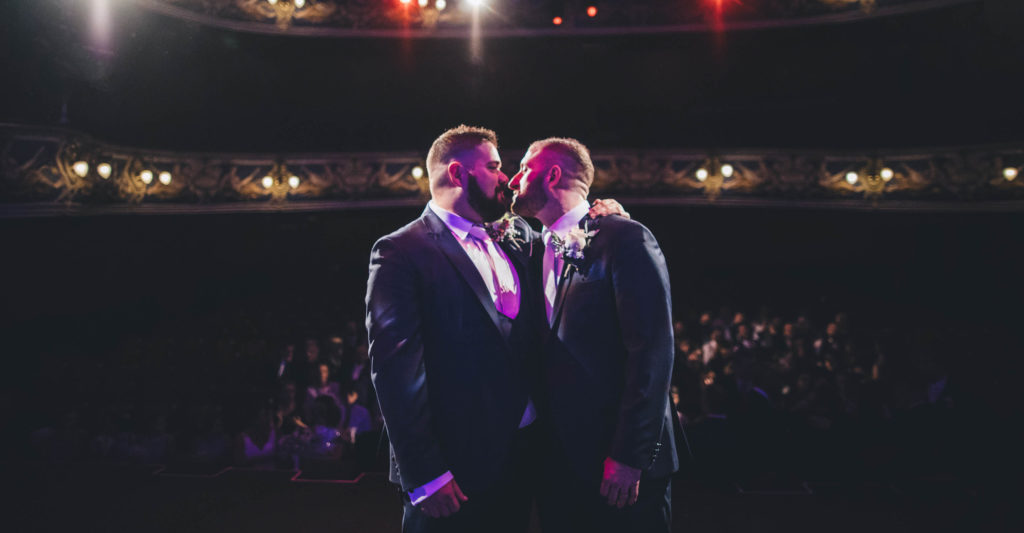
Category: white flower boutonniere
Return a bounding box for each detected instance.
[485,213,528,253]
[550,220,599,272]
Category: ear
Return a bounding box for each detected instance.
[446,161,464,188]
[546,165,562,190]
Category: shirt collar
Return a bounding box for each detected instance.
[544,200,590,239]
[427,201,477,241]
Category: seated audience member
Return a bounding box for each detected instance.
[305,362,343,421]
[234,405,277,467]
[275,379,300,436]
[342,387,373,439]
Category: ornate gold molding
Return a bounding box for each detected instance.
[1,124,1021,216]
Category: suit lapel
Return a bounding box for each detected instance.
[419,208,512,346]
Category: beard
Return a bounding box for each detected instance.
[466,171,510,222]
[511,184,547,218]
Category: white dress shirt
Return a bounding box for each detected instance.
[408,202,536,505]
[542,200,591,323]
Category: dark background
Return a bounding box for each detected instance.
[2,1,1023,153]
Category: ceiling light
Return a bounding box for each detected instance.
[140,170,154,184]
[845,172,859,185]
[159,171,172,185]
[72,161,89,178]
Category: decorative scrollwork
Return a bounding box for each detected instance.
[1,124,1021,215]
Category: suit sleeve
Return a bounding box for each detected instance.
[608,223,675,471]
[365,236,447,491]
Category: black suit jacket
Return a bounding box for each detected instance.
[365,207,544,494]
[540,215,679,483]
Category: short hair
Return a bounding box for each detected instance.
[426,125,498,170]
[527,137,594,192]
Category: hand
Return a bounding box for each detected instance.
[589,198,630,219]
[600,456,641,509]
[418,478,468,519]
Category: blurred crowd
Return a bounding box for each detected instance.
[22,305,974,482]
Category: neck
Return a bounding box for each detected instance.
[537,189,586,228]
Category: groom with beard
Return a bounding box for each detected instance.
[366,125,623,533]
[509,137,678,532]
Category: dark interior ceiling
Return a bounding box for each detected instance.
[2,0,1023,153]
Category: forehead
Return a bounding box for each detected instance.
[467,141,501,165]
[520,148,543,166]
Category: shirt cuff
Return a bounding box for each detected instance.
[408,471,454,506]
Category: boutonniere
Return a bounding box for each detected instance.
[485,213,528,253]
[549,219,599,272]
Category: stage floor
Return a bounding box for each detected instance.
[4,462,1016,533]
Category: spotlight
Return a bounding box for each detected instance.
[140,170,154,184]
[467,0,484,7]
[262,176,275,189]
[418,0,428,6]
[1005,167,1019,181]
[159,171,172,185]
[411,166,424,179]
[268,0,278,5]
[880,167,894,182]
[400,0,411,4]
[720,164,734,178]
[294,0,305,8]
[436,0,446,10]
[97,162,112,179]
[845,172,859,185]
[552,16,563,25]
[587,6,597,17]
[288,175,301,189]
[696,168,709,182]
[72,161,89,178]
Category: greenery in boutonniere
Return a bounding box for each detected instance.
[485,213,528,253]
[549,218,599,272]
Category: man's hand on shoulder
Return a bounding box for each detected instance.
[600,456,641,509]
[418,478,469,518]
[589,198,630,219]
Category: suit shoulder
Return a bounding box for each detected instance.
[372,216,430,250]
[595,215,656,243]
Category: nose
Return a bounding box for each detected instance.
[509,172,521,191]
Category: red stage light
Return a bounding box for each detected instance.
[587,6,597,17]
[552,16,563,26]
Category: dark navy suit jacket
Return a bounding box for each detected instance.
[365,207,544,494]
[539,214,679,484]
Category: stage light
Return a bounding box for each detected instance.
[720,164,734,178]
[846,172,859,185]
[553,16,563,25]
[294,0,305,8]
[1005,167,1019,181]
[288,175,301,189]
[72,161,89,178]
[880,167,894,182]
[436,0,446,10]
[467,0,484,7]
[97,162,112,179]
[587,6,597,17]
[268,0,278,5]
[262,175,274,189]
[411,166,424,179]
[159,171,172,185]
[418,0,428,6]
[400,0,411,5]
[696,168,709,182]
[140,170,154,184]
